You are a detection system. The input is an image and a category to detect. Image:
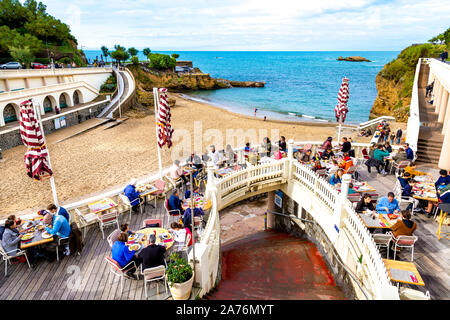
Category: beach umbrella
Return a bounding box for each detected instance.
[335,77,350,123]
[153,87,174,178]
[19,99,59,203]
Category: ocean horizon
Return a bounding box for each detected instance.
[85,50,399,124]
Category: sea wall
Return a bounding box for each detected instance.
[0,100,108,150]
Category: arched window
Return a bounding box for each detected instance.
[43,96,53,113]
[59,93,68,109]
[73,90,81,105]
[3,104,18,123]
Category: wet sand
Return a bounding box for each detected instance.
[0,93,390,218]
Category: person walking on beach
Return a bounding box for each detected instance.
[254,107,258,116]
[395,128,402,145]
[440,49,448,62]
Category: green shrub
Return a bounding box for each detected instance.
[131,55,139,65]
[148,53,176,70]
[166,252,193,286]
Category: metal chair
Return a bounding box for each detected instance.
[97,210,120,239]
[182,232,192,259]
[119,193,143,222]
[193,216,204,236]
[164,199,181,227]
[390,160,410,176]
[106,229,121,248]
[105,256,138,294]
[56,236,70,261]
[74,208,97,239]
[0,240,31,276]
[392,235,418,261]
[152,179,167,208]
[372,234,392,259]
[141,264,168,298]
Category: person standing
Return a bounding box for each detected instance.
[440,49,448,62]
[395,128,402,145]
[254,107,258,116]
[278,136,287,152]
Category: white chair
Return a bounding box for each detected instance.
[74,208,98,238]
[105,256,138,295]
[107,229,121,248]
[194,216,204,235]
[394,180,417,212]
[392,235,418,261]
[141,264,168,298]
[399,287,431,300]
[316,168,327,178]
[182,232,192,259]
[97,210,120,239]
[164,199,181,227]
[0,240,31,276]
[119,194,143,222]
[390,160,410,175]
[372,234,392,259]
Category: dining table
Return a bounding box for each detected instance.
[358,212,399,229]
[88,197,118,214]
[383,259,425,288]
[136,184,159,209]
[182,197,212,211]
[411,182,439,203]
[19,217,54,249]
[129,227,175,253]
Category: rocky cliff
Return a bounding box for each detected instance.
[337,56,371,62]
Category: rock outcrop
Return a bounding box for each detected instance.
[337,56,371,62]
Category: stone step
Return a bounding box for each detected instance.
[102,117,129,130]
[55,118,113,143]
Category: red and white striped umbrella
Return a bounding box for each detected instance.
[156,88,174,148]
[19,100,53,180]
[335,77,350,123]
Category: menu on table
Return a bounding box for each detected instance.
[389,268,419,284]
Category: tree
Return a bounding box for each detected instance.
[110,48,130,65]
[131,56,139,65]
[9,46,34,68]
[101,45,109,61]
[127,47,138,57]
[171,53,180,59]
[143,48,151,58]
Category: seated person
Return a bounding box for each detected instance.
[0,214,18,241]
[138,234,166,270]
[168,189,184,214]
[272,145,283,160]
[244,142,251,160]
[124,179,141,212]
[355,194,375,213]
[225,144,236,166]
[329,169,344,186]
[110,223,136,244]
[384,141,392,153]
[186,153,203,180]
[404,143,414,161]
[438,183,450,203]
[376,192,400,215]
[391,210,417,238]
[278,136,287,152]
[435,169,450,190]
[326,159,339,173]
[111,232,141,279]
[47,204,70,222]
[182,207,205,232]
[340,137,352,153]
[392,148,407,162]
[339,152,354,173]
[208,145,223,169]
[404,163,427,178]
[42,212,71,238]
[348,183,358,194]
[312,160,324,172]
[170,160,188,184]
[262,137,272,157]
[321,147,334,160]
[398,172,412,189]
[169,222,189,251]
[185,186,203,199]
[366,144,389,174]
[298,149,312,163]
[1,219,23,255]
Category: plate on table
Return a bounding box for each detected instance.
[128,234,137,241]
[21,233,35,241]
[41,231,53,239]
[128,243,141,251]
[21,221,34,230]
[388,214,398,220]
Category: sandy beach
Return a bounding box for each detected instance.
[0,94,399,218]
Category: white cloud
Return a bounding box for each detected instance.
[40,0,450,50]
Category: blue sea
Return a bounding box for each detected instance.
[85,51,398,124]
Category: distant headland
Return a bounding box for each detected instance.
[337,56,371,62]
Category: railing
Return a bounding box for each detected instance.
[358,116,396,130]
[0,81,99,102]
[0,67,113,79]
[405,58,422,153]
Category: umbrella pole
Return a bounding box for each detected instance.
[33,102,59,206]
[153,88,163,178]
[337,122,342,143]
[189,172,196,280]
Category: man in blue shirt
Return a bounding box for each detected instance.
[47,204,70,222]
[168,189,184,214]
[182,207,205,232]
[124,179,141,212]
[398,172,412,189]
[44,214,71,238]
[435,170,450,190]
[376,192,400,214]
[404,143,414,161]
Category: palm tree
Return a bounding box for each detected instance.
[143,48,151,60]
[101,46,109,62]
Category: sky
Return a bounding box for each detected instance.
[36,0,450,51]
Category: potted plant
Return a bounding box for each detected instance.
[166,252,194,300]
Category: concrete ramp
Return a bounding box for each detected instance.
[103,117,129,130]
[55,118,113,143]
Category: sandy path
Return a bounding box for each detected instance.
[0,94,390,218]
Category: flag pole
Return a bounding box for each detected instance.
[153,88,163,178]
[33,100,59,206]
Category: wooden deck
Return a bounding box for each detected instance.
[0,200,173,300]
[357,165,450,300]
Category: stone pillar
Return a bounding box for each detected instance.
[204,161,217,201]
[333,174,352,232]
[434,82,442,114]
[266,191,277,230]
[438,89,449,123]
[41,77,46,86]
[4,79,10,92]
[24,78,30,89]
[439,117,450,170]
[287,139,294,159]
[443,96,450,134]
